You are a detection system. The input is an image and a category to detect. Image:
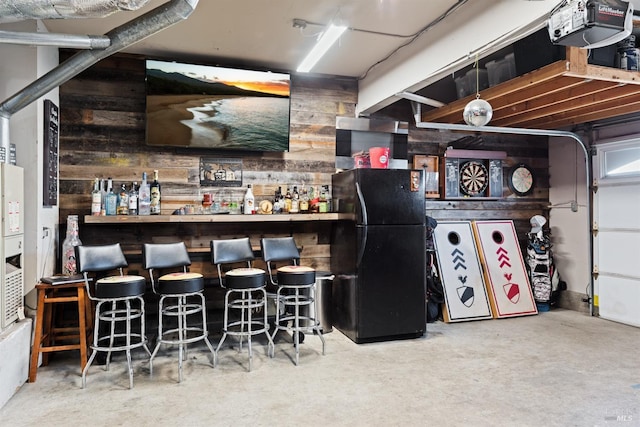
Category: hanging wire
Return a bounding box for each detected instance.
[359,0,470,80]
[475,53,480,99]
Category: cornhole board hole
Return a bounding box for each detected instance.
[472,220,537,318]
[433,221,493,322]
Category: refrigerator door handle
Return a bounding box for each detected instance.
[356,182,368,226]
[357,225,368,269]
[355,182,368,268]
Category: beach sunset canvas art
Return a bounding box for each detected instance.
[146,60,291,152]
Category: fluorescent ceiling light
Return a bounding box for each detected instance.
[297,24,347,73]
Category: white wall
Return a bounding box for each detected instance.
[0,19,60,410]
[0,20,59,307]
[357,0,559,115]
[550,120,640,313]
[548,134,590,311]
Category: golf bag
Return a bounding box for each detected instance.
[525,216,566,305]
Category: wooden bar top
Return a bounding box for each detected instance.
[84,213,352,224]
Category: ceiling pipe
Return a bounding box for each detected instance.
[0,0,199,161]
[0,0,151,23]
[412,109,594,317]
[0,29,110,49]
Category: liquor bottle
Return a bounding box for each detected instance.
[138,172,151,216]
[243,184,255,215]
[284,187,292,213]
[319,185,329,213]
[105,177,117,216]
[309,185,319,213]
[290,186,299,213]
[99,178,107,216]
[91,178,101,216]
[116,183,129,215]
[299,185,309,213]
[61,215,82,275]
[278,187,285,213]
[150,169,161,215]
[128,182,139,215]
[273,186,282,214]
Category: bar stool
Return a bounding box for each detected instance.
[142,242,216,382]
[75,243,151,389]
[29,279,92,383]
[261,237,325,365]
[210,237,274,372]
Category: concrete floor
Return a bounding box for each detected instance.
[1,309,639,427]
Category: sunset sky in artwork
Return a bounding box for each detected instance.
[148,60,290,96]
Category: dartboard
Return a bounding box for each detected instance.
[459,160,489,196]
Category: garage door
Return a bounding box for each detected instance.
[594,140,640,327]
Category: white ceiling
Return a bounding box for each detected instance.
[41,0,466,77]
[9,0,640,114]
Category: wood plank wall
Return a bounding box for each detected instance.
[58,51,357,276]
[408,123,550,245]
[57,51,550,277]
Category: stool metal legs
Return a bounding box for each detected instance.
[149,291,216,382]
[272,284,325,365]
[82,296,151,389]
[215,287,274,372]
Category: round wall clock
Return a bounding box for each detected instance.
[508,163,535,196]
[459,160,489,196]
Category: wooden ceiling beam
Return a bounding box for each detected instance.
[419,61,568,123]
[418,46,640,130]
[493,85,640,127]
[507,96,640,129]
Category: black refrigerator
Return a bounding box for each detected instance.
[331,168,426,344]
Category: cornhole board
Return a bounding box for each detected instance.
[433,221,493,322]
[472,220,537,318]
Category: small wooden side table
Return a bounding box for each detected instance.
[29,279,93,382]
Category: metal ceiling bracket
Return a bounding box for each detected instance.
[395,92,445,108]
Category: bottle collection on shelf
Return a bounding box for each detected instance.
[91,170,157,216]
[270,184,331,214]
[90,170,330,215]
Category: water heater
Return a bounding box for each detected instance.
[0,163,24,331]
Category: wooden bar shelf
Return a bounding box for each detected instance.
[84,213,352,224]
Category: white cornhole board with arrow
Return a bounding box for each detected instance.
[472,220,537,318]
[433,221,493,322]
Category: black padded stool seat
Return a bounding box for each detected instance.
[225,267,267,289]
[95,275,146,299]
[75,243,151,389]
[156,272,204,295]
[260,237,325,366]
[277,265,316,286]
[211,237,274,372]
[142,242,215,383]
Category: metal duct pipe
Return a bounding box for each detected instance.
[0,0,150,23]
[0,0,199,159]
[0,30,110,49]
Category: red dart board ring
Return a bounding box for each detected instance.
[459,160,489,196]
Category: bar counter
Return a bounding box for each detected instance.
[84,213,352,224]
[80,212,349,276]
